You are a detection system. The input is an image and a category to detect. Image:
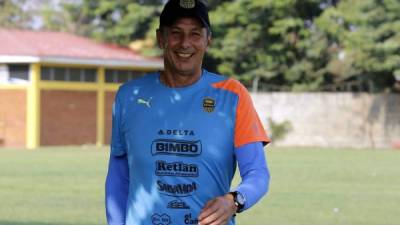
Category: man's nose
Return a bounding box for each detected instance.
[180,34,191,49]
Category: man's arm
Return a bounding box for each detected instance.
[105,154,129,225]
[198,141,270,225]
[234,141,270,210]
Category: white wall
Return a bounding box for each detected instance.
[251,92,400,149]
[0,64,9,83]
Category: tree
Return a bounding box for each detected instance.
[40,0,164,56]
[39,0,91,35]
[207,0,326,91]
[315,0,400,92]
[31,0,400,92]
[0,0,33,29]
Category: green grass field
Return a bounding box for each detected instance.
[0,146,399,225]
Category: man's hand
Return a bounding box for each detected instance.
[198,194,237,225]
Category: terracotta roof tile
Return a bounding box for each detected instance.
[0,28,161,63]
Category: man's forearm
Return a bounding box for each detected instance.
[105,154,129,225]
[234,142,270,210]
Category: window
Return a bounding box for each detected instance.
[8,64,29,82]
[105,69,145,83]
[69,68,81,81]
[41,67,97,82]
[41,67,51,80]
[54,68,66,81]
[84,69,96,82]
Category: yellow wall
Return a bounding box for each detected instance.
[0,63,153,149]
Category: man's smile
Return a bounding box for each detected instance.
[176,52,194,59]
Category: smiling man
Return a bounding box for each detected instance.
[157,0,211,87]
[105,1,271,225]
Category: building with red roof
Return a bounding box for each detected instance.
[0,29,163,148]
[0,29,162,68]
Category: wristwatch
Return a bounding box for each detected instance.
[229,191,246,213]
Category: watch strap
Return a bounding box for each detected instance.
[229,191,245,213]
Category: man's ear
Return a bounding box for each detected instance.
[156,29,164,49]
[206,35,212,50]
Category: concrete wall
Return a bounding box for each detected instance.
[251,93,400,149]
[2,89,398,149]
[0,89,26,147]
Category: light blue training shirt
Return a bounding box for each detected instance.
[110,70,269,225]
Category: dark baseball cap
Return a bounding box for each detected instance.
[159,0,211,30]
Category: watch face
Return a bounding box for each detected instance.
[236,192,246,205]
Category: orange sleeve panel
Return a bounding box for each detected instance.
[212,79,271,148]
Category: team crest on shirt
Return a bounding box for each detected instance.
[202,97,215,113]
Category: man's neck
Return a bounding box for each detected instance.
[160,68,202,88]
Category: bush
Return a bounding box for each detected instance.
[268,118,292,143]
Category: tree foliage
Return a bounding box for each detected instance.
[207,0,399,91]
[41,0,160,44]
[0,0,33,29]
[208,0,326,91]
[315,0,400,92]
[2,0,400,92]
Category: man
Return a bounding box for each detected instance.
[105,0,270,225]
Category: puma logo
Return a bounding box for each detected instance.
[137,97,152,108]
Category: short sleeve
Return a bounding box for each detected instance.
[110,89,127,156]
[234,85,270,147]
[212,79,270,148]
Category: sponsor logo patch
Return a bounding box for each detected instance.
[157,180,197,197]
[151,139,202,157]
[167,199,190,209]
[203,97,216,113]
[151,213,171,225]
[184,213,199,224]
[155,160,199,177]
[137,97,152,108]
[158,129,195,136]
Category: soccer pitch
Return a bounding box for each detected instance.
[0,146,399,225]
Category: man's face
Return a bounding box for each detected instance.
[157,17,211,77]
